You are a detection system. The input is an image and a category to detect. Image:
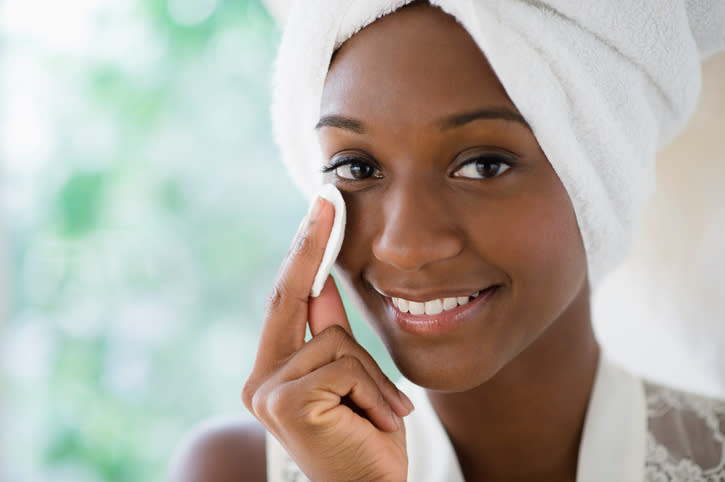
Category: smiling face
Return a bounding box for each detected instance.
[317,4,589,391]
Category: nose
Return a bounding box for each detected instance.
[372,181,464,271]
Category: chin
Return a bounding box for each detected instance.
[387,337,512,392]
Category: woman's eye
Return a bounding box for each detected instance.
[453,156,512,179]
[332,161,379,180]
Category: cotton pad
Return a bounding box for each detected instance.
[310,184,346,297]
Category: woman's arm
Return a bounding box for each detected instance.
[168,418,266,482]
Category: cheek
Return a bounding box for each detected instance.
[333,178,586,309]
[500,188,587,308]
[332,194,387,328]
[334,193,378,280]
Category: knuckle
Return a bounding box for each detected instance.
[265,279,307,315]
[319,324,349,346]
[367,358,390,383]
[250,387,271,421]
[338,354,363,373]
[288,230,316,261]
[264,284,285,313]
[300,404,327,428]
[244,378,286,425]
[241,377,260,411]
[266,385,293,424]
[241,383,254,410]
[372,383,387,408]
[249,390,267,419]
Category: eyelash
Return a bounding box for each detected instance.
[321,153,517,180]
[321,157,381,180]
[452,154,516,179]
[321,157,357,174]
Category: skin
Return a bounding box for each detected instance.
[169,4,600,482]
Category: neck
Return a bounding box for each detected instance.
[426,288,600,482]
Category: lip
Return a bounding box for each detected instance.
[374,285,487,302]
[384,285,499,336]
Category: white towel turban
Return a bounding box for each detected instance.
[268,0,725,288]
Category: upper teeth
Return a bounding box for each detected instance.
[392,291,482,315]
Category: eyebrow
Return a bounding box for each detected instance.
[315,107,530,134]
[439,108,531,131]
[315,115,366,133]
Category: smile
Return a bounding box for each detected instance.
[384,285,499,336]
[391,290,484,315]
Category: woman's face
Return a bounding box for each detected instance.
[317,5,589,391]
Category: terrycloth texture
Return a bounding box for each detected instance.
[686,0,725,57]
[270,0,723,287]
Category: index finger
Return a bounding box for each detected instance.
[256,194,335,365]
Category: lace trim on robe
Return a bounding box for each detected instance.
[644,381,725,481]
[270,379,725,481]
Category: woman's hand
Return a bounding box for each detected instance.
[242,196,413,482]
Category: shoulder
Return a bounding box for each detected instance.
[167,416,267,482]
[643,379,725,478]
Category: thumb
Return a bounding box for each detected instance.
[308,275,353,336]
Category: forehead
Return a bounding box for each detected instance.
[321,5,517,125]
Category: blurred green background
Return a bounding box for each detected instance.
[0,0,395,480]
[2,1,725,480]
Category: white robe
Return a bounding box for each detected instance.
[266,355,725,481]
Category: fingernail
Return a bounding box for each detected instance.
[399,390,415,413]
[308,195,324,220]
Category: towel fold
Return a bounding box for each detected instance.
[268,0,724,287]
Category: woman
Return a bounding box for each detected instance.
[169,1,725,480]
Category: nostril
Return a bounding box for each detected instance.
[371,185,464,270]
[372,226,463,271]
